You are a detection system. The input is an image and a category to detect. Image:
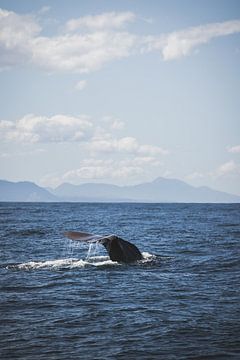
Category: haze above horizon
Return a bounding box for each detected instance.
[0,0,240,195]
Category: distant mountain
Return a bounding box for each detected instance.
[53,182,132,202]
[0,177,239,203]
[53,177,240,203]
[0,180,57,202]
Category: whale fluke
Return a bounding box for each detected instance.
[64,231,102,242]
[64,231,143,263]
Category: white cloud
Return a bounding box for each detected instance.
[0,112,169,165]
[31,31,137,73]
[65,11,136,31]
[38,149,165,186]
[0,148,46,159]
[75,79,87,91]
[38,6,51,15]
[138,144,169,156]
[117,137,139,152]
[185,161,240,184]
[63,159,114,181]
[58,154,165,185]
[0,120,14,130]
[88,135,168,157]
[185,171,205,180]
[0,8,137,73]
[186,161,240,182]
[1,8,240,72]
[215,160,239,177]
[61,158,145,183]
[0,114,93,143]
[102,116,125,130]
[110,119,125,130]
[143,20,240,60]
[227,145,240,153]
[0,114,168,181]
[114,165,143,179]
[120,156,161,167]
[0,8,41,69]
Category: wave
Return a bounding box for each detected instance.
[7,257,118,270]
[7,252,157,271]
[7,228,47,237]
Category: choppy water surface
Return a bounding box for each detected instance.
[0,203,240,359]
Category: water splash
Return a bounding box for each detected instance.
[86,242,101,259]
[7,256,119,270]
[62,239,82,257]
[6,241,158,271]
[7,252,158,271]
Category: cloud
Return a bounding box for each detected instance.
[38,6,51,15]
[60,158,152,183]
[102,116,125,130]
[227,145,240,153]
[215,160,239,177]
[0,148,46,158]
[88,135,168,157]
[0,8,41,69]
[110,119,125,130]
[62,159,116,181]
[138,144,169,156]
[62,165,143,182]
[185,171,205,180]
[1,8,240,72]
[75,79,87,91]
[143,20,240,60]
[0,113,169,179]
[0,113,169,170]
[87,136,137,153]
[65,11,136,31]
[185,160,240,183]
[31,31,137,73]
[0,8,137,73]
[0,114,93,143]
[117,137,139,152]
[40,155,162,187]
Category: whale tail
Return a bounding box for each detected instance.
[64,231,143,263]
[64,231,103,242]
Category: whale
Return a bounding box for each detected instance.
[64,231,143,263]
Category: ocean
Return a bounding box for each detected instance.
[0,202,240,359]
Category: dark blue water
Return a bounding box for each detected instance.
[0,203,240,359]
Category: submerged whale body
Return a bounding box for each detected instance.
[64,231,143,263]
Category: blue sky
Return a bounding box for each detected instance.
[0,0,240,194]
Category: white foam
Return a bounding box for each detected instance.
[9,250,157,271]
[142,252,156,259]
[16,258,79,270]
[13,256,120,270]
[140,252,156,263]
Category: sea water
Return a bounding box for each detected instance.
[0,202,239,359]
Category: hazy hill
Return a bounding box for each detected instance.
[53,177,240,203]
[0,180,57,202]
[54,182,131,202]
[0,177,239,203]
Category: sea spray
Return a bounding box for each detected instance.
[86,242,101,260]
[8,256,119,270]
[62,238,82,258]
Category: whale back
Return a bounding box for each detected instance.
[101,236,143,263]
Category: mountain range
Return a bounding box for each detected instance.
[0,180,57,202]
[0,177,239,203]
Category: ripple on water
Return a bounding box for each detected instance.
[1,203,240,360]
